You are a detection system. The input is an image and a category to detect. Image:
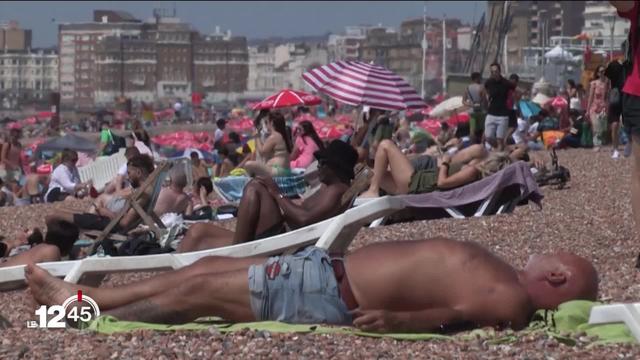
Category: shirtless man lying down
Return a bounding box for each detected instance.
[26,237,597,333]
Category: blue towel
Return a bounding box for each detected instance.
[214,175,308,203]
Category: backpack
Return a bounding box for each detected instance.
[103,129,126,156]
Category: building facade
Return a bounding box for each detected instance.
[360,19,465,96]
[247,44,277,95]
[0,21,32,51]
[61,10,249,107]
[192,33,249,96]
[0,49,58,108]
[94,36,157,104]
[58,12,143,108]
[327,26,370,61]
[488,1,586,76]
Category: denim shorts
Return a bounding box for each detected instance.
[484,114,509,139]
[248,246,351,325]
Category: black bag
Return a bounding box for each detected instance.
[104,130,126,156]
[118,237,174,256]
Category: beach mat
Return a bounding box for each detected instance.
[87,301,635,345]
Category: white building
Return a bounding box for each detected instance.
[0,49,58,108]
[456,27,472,51]
[248,42,328,94]
[327,25,371,61]
[583,1,630,38]
[247,44,277,96]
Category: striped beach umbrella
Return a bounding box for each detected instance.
[302,61,425,111]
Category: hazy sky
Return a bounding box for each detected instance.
[0,1,486,48]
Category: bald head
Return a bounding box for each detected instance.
[169,166,188,190]
[521,252,598,310]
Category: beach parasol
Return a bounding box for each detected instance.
[302,60,425,111]
[428,96,469,118]
[532,93,552,106]
[544,46,574,62]
[252,89,322,110]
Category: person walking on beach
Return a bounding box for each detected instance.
[586,64,610,151]
[484,63,515,151]
[463,72,487,144]
[611,1,640,243]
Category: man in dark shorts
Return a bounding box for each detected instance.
[44,154,155,234]
[612,1,640,234]
[27,237,598,333]
[177,140,360,252]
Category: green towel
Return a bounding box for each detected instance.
[87,300,636,345]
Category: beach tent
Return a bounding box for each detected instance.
[35,133,97,158]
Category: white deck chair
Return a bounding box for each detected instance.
[589,303,640,343]
[0,196,406,290]
[354,161,543,227]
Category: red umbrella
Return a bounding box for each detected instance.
[303,61,426,111]
[417,119,442,137]
[446,112,470,128]
[252,89,322,110]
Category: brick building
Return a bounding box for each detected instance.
[193,33,249,95]
[61,10,249,107]
[58,11,143,108]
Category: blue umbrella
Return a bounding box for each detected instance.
[519,100,541,119]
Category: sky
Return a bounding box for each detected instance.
[0,1,486,48]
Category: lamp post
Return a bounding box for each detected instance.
[605,13,616,61]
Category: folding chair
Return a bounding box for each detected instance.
[86,162,171,246]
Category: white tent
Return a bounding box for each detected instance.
[544,45,574,62]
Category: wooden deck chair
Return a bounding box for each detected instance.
[86,161,171,246]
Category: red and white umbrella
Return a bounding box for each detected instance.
[302,61,425,111]
[252,89,322,110]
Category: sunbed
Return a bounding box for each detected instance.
[589,303,640,343]
[355,161,543,227]
[0,161,542,290]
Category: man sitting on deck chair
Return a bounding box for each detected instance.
[177,140,359,252]
[26,237,598,333]
[45,154,155,233]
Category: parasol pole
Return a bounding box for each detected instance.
[442,15,447,94]
[421,1,427,99]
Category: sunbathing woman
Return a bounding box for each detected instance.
[359,140,514,197]
[0,221,79,269]
[243,112,293,177]
[290,120,325,169]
